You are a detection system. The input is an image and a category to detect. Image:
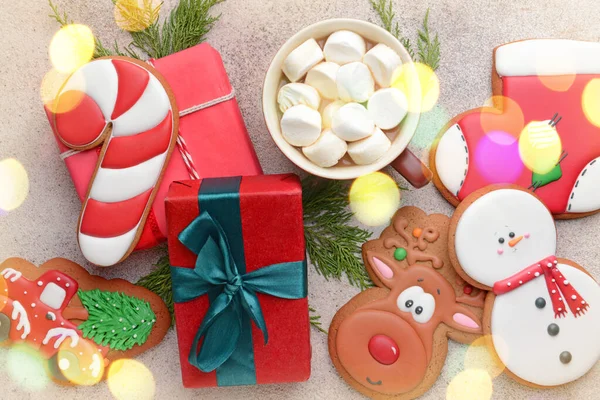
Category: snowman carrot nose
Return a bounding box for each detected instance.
[509,236,523,247]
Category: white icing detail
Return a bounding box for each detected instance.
[89,152,167,202]
[11,301,31,339]
[336,62,374,103]
[535,272,540,277]
[302,129,347,168]
[367,88,408,130]
[58,358,70,371]
[332,103,374,142]
[61,59,118,118]
[323,31,366,65]
[79,225,139,267]
[280,105,322,147]
[37,281,43,286]
[40,282,67,310]
[496,40,600,77]
[305,62,340,100]
[282,38,324,82]
[397,286,424,312]
[31,303,35,308]
[1,268,22,282]
[567,157,600,213]
[454,189,557,287]
[435,124,469,197]
[412,292,435,324]
[491,264,600,386]
[43,328,79,349]
[347,127,391,165]
[90,354,102,378]
[111,74,170,137]
[47,312,56,321]
[277,83,321,113]
[363,43,402,88]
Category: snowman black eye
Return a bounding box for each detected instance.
[405,300,413,308]
[498,237,505,244]
[509,232,515,238]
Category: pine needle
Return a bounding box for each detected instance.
[136,253,175,326]
[417,8,441,71]
[370,0,414,59]
[302,177,373,290]
[309,306,327,334]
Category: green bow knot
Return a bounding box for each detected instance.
[171,211,307,374]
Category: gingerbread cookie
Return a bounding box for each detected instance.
[329,207,485,399]
[0,258,170,386]
[448,185,600,387]
[46,56,179,266]
[431,39,600,219]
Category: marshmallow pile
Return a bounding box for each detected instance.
[278,31,409,168]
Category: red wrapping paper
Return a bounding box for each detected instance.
[166,174,311,388]
[46,43,262,250]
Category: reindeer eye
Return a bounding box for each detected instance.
[411,293,435,324]
[405,300,413,308]
[397,286,424,313]
[415,306,423,315]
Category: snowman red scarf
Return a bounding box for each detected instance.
[493,256,589,318]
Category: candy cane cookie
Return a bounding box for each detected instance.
[47,57,179,266]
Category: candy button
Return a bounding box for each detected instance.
[547,323,560,336]
[463,285,473,295]
[560,351,572,364]
[394,248,407,261]
[535,297,546,309]
[368,334,400,365]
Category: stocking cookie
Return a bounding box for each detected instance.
[0,258,170,386]
[329,207,484,399]
[431,39,600,219]
[448,185,600,387]
[46,57,179,266]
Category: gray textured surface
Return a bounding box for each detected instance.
[1,0,600,398]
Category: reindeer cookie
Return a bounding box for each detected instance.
[329,207,485,399]
[449,185,600,387]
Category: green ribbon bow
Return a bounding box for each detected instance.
[171,209,307,377]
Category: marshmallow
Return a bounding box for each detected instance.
[282,39,324,82]
[332,103,374,142]
[302,129,348,167]
[347,128,392,165]
[336,62,375,103]
[367,88,408,130]
[323,30,366,65]
[305,62,340,100]
[322,100,345,129]
[363,44,402,87]
[277,83,321,113]
[281,105,322,147]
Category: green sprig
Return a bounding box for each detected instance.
[302,177,373,289]
[370,0,414,58]
[309,307,327,334]
[417,9,441,71]
[136,254,174,326]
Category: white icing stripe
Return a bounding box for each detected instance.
[496,40,600,77]
[42,327,80,349]
[79,225,139,266]
[11,300,31,340]
[1,268,22,282]
[112,74,171,137]
[435,124,468,196]
[566,157,600,213]
[61,59,118,118]
[90,152,167,203]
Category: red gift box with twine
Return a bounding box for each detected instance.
[166,174,311,388]
[45,43,262,250]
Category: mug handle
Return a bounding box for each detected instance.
[389,148,432,189]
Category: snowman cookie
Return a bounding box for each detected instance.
[448,185,600,387]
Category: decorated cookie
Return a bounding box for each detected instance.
[329,207,485,399]
[0,258,170,386]
[46,56,179,266]
[431,39,600,219]
[448,185,600,387]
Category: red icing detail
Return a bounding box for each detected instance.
[463,285,473,295]
[110,59,149,120]
[54,92,107,147]
[493,255,589,318]
[102,111,173,169]
[80,189,152,237]
[455,75,600,214]
[368,334,400,365]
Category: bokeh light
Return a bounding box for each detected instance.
[5,345,49,391]
[480,96,525,136]
[114,0,161,32]
[464,335,505,378]
[349,172,400,226]
[582,78,600,127]
[0,158,29,212]
[0,276,8,312]
[49,24,95,74]
[518,120,562,175]
[539,74,575,92]
[535,53,575,92]
[446,369,493,400]
[474,130,524,184]
[107,359,155,400]
[412,104,450,150]
[55,338,105,386]
[40,69,85,114]
[391,62,440,113]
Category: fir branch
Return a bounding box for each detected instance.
[302,177,373,290]
[417,8,441,71]
[370,0,414,59]
[136,254,175,326]
[309,306,327,334]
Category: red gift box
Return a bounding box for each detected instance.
[166,174,311,387]
[45,43,262,250]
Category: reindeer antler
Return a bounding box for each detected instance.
[384,218,444,269]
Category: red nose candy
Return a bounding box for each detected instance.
[368,334,400,365]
